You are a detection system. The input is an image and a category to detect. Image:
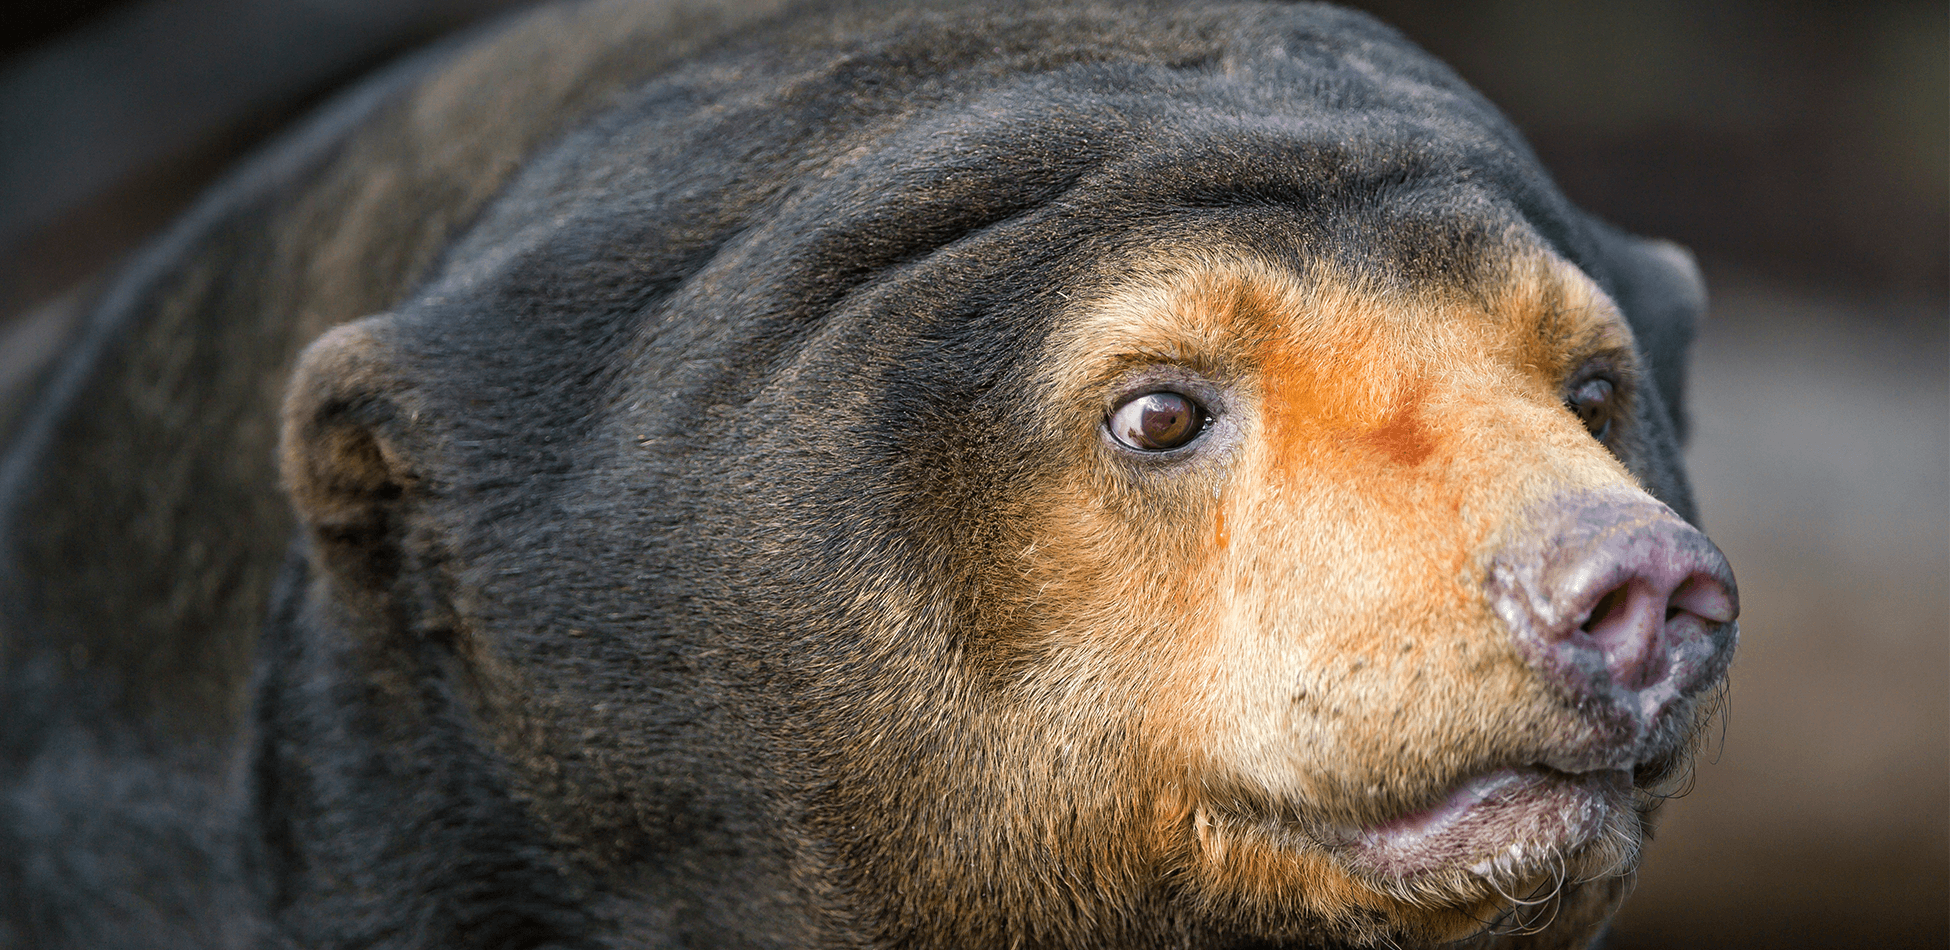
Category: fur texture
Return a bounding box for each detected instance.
[0,1,1727,947]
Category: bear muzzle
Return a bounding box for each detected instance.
[1302,487,1736,895]
[1488,485,1739,767]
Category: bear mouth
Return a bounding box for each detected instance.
[1324,767,1636,887]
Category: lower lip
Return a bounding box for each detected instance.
[1334,768,1630,882]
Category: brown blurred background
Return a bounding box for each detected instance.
[0,1,1944,947]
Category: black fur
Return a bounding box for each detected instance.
[0,2,1709,947]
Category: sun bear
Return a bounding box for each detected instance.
[0,1,1735,947]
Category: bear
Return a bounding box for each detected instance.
[0,0,1736,948]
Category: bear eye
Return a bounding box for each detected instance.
[1567,376,1617,441]
[1108,391,1207,451]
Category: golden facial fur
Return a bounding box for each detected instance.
[995,238,1700,944]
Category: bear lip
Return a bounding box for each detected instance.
[1328,767,1632,883]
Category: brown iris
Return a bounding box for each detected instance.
[1108,391,1204,451]
[1567,377,1616,441]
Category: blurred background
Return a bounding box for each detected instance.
[0,0,1943,946]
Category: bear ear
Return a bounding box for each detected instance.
[280,315,427,594]
[1588,219,1708,442]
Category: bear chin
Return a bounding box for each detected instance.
[1187,766,1649,941]
[1327,768,1644,904]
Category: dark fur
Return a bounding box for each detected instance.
[0,1,1708,947]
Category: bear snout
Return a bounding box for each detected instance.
[1487,487,1739,748]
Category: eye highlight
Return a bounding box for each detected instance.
[1566,376,1617,441]
[1108,391,1207,451]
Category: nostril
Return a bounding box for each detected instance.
[1669,574,1736,626]
[1573,579,1664,689]
[1580,585,1632,635]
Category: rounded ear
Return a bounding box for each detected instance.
[280,316,426,594]
[1588,219,1708,442]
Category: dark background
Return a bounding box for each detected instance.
[0,1,1943,947]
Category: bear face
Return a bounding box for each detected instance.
[1021,247,1730,942]
[3,1,1734,948]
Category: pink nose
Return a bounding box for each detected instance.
[1487,488,1739,732]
